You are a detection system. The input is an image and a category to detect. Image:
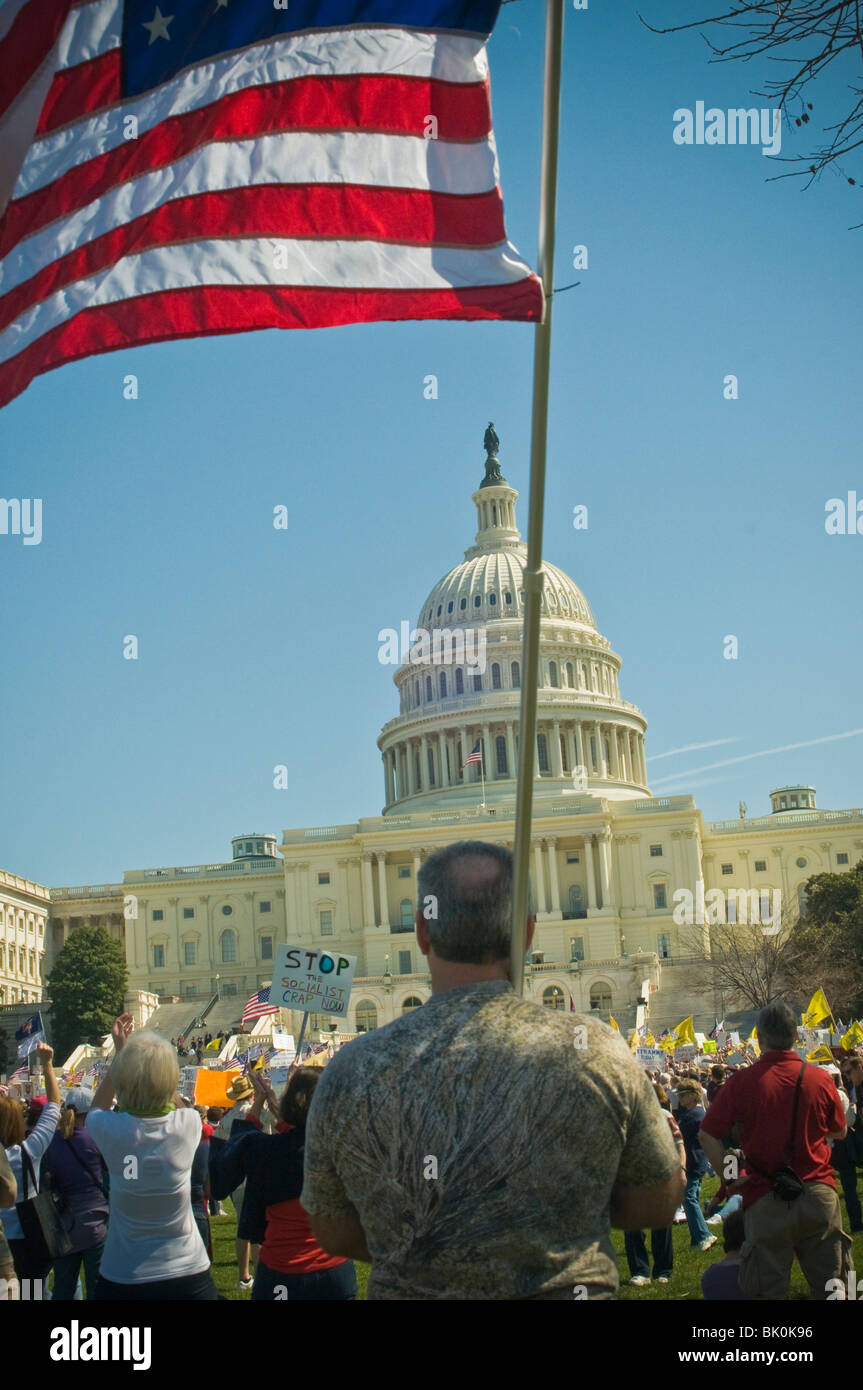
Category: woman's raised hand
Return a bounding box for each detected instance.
[112,1013,135,1051]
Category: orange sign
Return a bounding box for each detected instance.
[194,1068,241,1107]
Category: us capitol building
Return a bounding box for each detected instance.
[4,433,863,1041]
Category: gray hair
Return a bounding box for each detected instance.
[756,998,797,1052]
[417,841,527,965]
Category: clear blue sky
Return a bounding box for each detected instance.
[2,2,861,888]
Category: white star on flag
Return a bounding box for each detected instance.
[143,7,174,45]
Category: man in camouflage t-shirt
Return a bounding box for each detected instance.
[301,841,683,1299]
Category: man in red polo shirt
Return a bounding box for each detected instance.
[698,999,852,1300]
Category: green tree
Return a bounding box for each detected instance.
[47,924,128,1064]
[782,859,863,1018]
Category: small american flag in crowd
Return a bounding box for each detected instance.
[241,986,280,1029]
[461,741,483,769]
[0,0,541,408]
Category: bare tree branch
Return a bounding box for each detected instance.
[640,1,862,217]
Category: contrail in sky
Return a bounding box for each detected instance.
[650,729,863,787]
[649,775,740,794]
[647,738,739,764]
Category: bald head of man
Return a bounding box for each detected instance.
[415,842,535,992]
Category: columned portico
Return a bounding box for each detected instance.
[361,854,376,929]
[376,852,389,928]
[546,838,562,917]
[584,834,598,912]
[533,841,547,916]
[598,830,615,911]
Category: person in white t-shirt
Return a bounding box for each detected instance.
[87,1015,218,1301]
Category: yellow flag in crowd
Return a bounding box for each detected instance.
[675,1016,697,1047]
[204,1036,222,1052]
[626,1029,639,1053]
[609,1016,620,1032]
[748,1026,760,1057]
[841,1020,863,1051]
[806,1044,835,1064]
[643,1032,656,1047]
[657,1016,696,1052]
[801,988,832,1028]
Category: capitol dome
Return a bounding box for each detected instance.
[417,553,596,635]
[377,430,650,813]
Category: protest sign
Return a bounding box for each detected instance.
[195,1068,241,1107]
[271,1031,295,1052]
[180,1067,198,1100]
[267,1066,289,1088]
[675,1043,698,1061]
[273,947,357,1019]
[636,1047,667,1068]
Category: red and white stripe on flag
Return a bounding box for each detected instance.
[0,0,542,408]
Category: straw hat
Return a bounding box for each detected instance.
[225,1075,254,1102]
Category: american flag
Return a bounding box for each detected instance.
[461,741,483,769]
[241,986,279,1029]
[0,0,542,409]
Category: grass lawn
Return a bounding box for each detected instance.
[208,1177,862,1300]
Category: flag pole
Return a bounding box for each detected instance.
[510,0,566,996]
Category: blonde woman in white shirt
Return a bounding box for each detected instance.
[87,1015,218,1301]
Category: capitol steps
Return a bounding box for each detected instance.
[647,957,760,1042]
[140,999,201,1040]
[647,957,718,1036]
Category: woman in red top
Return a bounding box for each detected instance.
[209,1067,357,1301]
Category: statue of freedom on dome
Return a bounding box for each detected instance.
[482,422,503,485]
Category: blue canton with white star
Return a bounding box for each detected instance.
[122,1,501,98]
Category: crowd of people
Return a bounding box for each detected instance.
[629,1041,862,1298]
[0,1021,353,1301]
[169,1034,218,1063]
[0,841,861,1301]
